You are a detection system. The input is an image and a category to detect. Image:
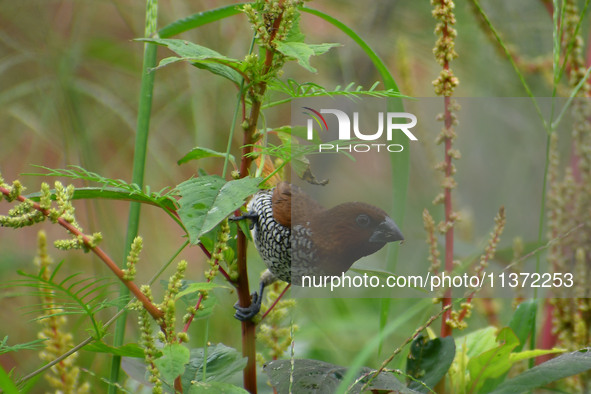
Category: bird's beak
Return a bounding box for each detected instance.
[369,216,404,243]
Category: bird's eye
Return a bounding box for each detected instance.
[356,214,371,227]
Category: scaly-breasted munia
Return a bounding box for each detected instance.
[233,182,404,320]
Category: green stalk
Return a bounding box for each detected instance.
[108,0,159,390]
[301,6,406,356]
[470,0,549,132]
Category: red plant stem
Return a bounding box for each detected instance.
[440,94,454,338]
[540,0,553,16]
[174,377,183,392]
[0,186,165,324]
[182,257,234,332]
[198,242,212,258]
[197,242,232,282]
[217,264,232,283]
[260,284,291,321]
[434,0,456,338]
[537,301,556,365]
[183,291,205,333]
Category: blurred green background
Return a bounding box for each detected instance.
[0,0,568,392]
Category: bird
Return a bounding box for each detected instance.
[232,181,404,321]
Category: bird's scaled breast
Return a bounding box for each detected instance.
[248,190,292,282]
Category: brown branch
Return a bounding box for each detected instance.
[235,3,286,392]
[0,186,164,324]
[236,91,266,394]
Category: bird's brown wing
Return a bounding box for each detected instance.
[272,182,324,228]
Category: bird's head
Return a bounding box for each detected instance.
[307,202,404,275]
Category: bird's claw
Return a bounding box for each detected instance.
[233,291,262,321]
[229,212,258,222]
[229,212,258,230]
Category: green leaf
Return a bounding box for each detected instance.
[178,147,236,166]
[0,364,19,394]
[301,7,399,92]
[264,359,417,394]
[0,336,46,354]
[234,218,253,243]
[284,11,305,43]
[158,4,245,38]
[407,336,456,392]
[175,282,224,301]
[177,176,261,243]
[455,326,498,359]
[138,38,242,85]
[28,186,176,211]
[181,343,247,388]
[84,342,146,358]
[467,327,519,393]
[13,264,113,339]
[187,381,249,394]
[489,348,591,394]
[200,219,243,256]
[509,300,538,352]
[25,165,178,211]
[509,348,565,363]
[274,41,340,73]
[154,56,186,68]
[265,79,403,108]
[154,343,191,384]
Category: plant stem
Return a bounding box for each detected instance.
[260,284,291,321]
[234,4,287,392]
[235,97,264,394]
[441,95,454,338]
[109,0,159,390]
[236,231,257,393]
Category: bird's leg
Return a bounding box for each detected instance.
[234,280,266,321]
[229,211,258,230]
[233,270,278,321]
[230,211,258,222]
